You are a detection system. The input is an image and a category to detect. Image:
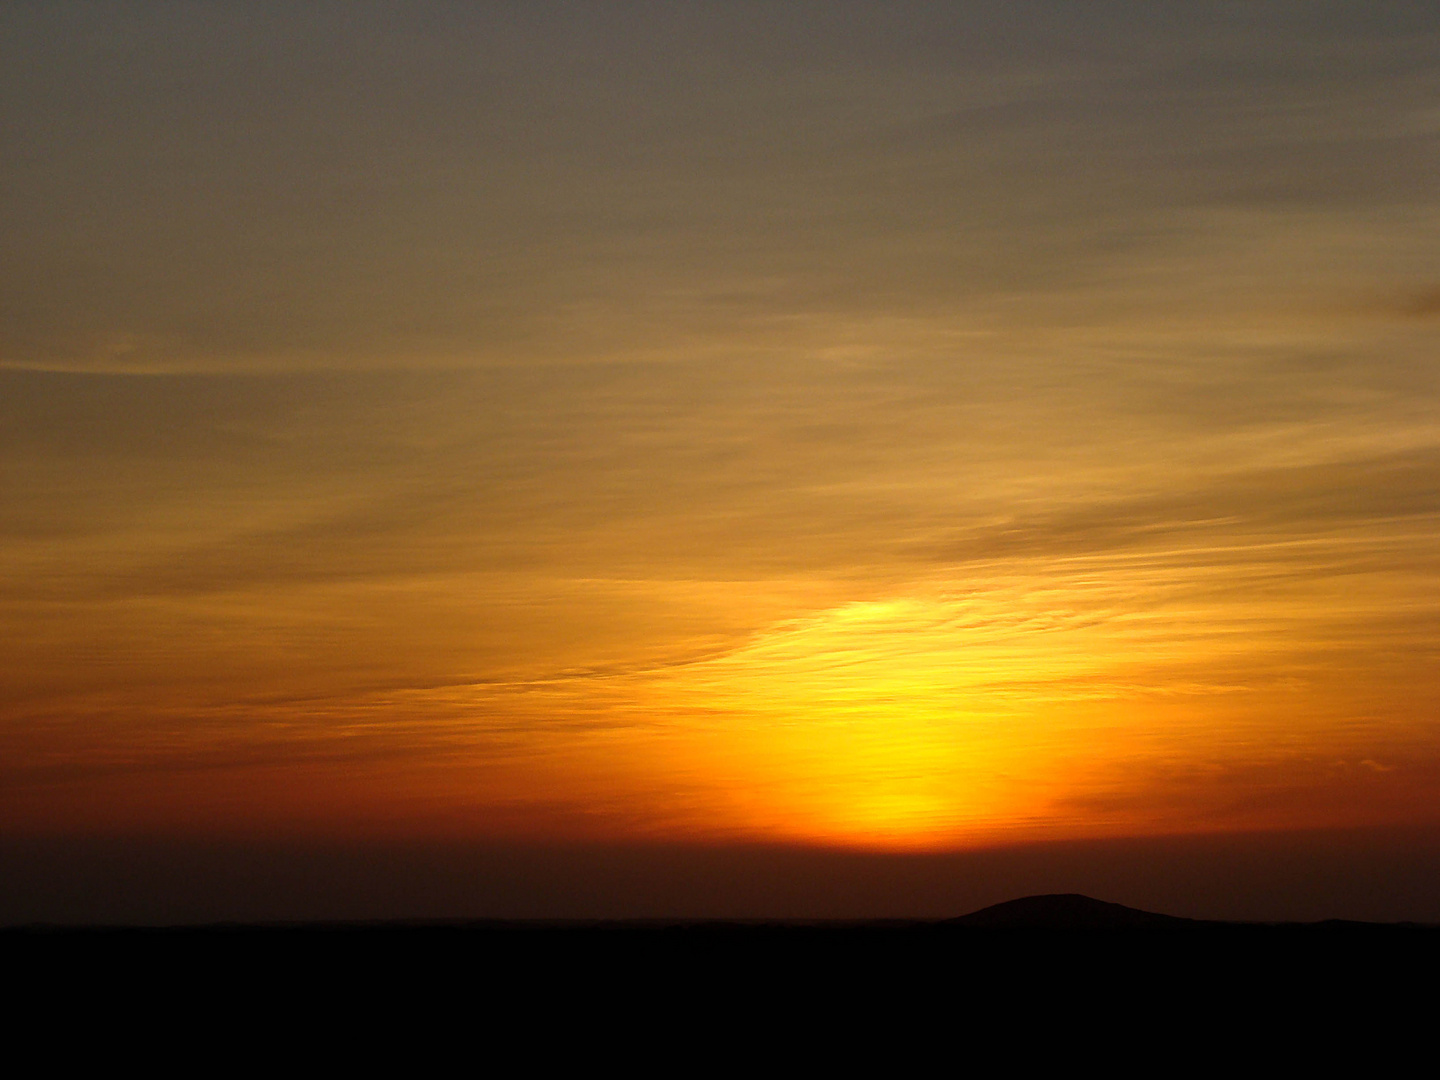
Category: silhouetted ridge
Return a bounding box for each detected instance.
[951,894,1197,929]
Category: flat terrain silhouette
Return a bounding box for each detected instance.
[7,893,1435,1030]
[7,891,1433,936]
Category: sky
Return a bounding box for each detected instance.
[3,2,1439,921]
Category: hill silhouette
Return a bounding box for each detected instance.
[950,894,1200,929]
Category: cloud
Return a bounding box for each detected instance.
[1402,285,1440,318]
[3,4,1436,374]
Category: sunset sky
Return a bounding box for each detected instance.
[3,3,1438,921]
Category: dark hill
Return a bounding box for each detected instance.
[950,894,1200,929]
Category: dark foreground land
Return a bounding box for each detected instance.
[8,894,1436,989]
[6,896,1435,1057]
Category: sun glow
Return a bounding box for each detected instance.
[606,591,1176,848]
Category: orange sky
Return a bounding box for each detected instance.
[3,4,1439,880]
